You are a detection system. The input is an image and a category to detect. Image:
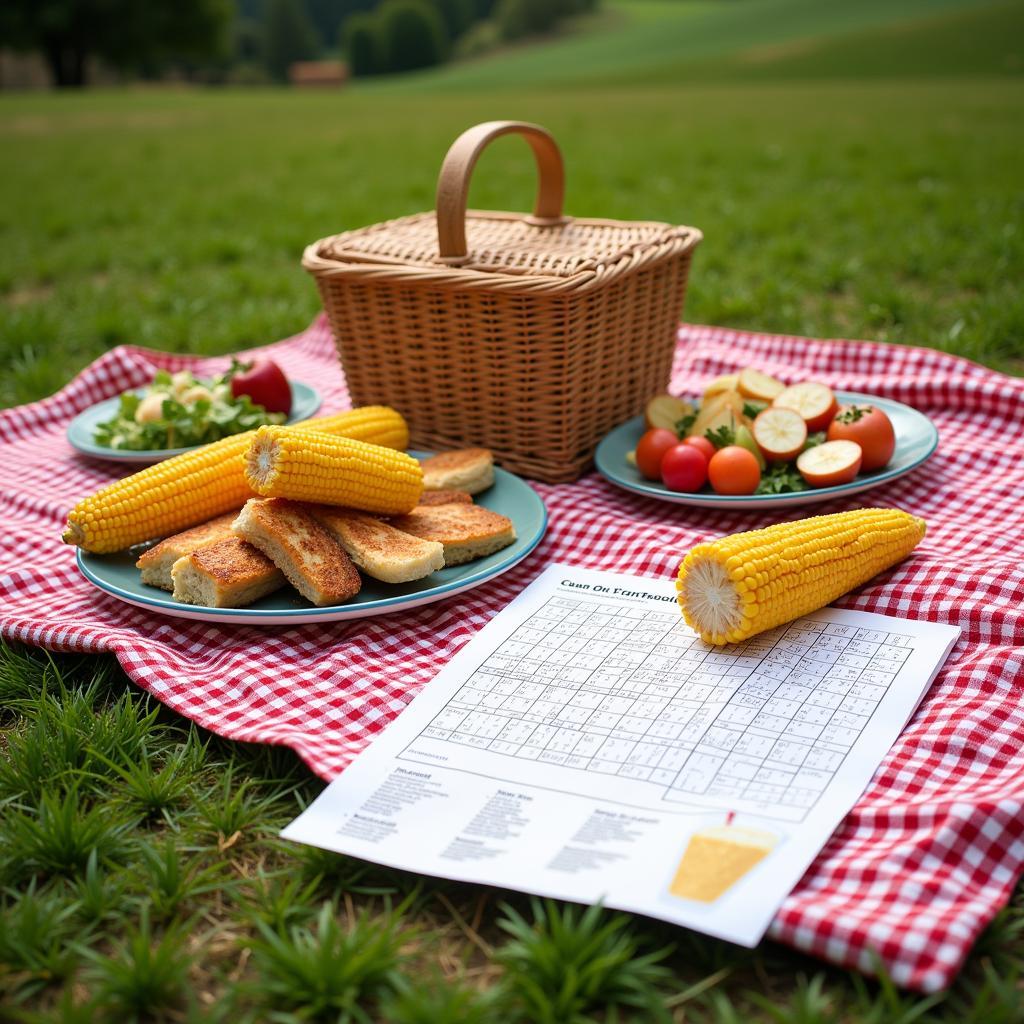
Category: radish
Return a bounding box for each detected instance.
[797,440,863,488]
[773,382,838,432]
[753,407,807,462]
[738,367,785,402]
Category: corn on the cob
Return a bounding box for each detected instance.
[244,425,422,515]
[62,406,408,553]
[676,508,926,645]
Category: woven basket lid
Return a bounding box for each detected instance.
[304,121,701,295]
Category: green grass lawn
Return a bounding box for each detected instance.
[2,0,1023,1019]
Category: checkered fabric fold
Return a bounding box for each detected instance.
[1,316,1022,992]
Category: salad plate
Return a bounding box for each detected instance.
[594,391,938,511]
[76,456,548,625]
[67,381,322,464]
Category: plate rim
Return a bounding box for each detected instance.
[594,391,939,507]
[75,463,548,624]
[66,380,322,462]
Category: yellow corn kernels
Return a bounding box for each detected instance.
[244,425,423,515]
[62,406,409,553]
[676,508,926,645]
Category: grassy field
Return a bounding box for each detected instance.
[2,0,1023,1019]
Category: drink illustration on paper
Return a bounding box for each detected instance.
[669,814,781,903]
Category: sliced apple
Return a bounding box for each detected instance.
[688,390,745,440]
[753,407,807,462]
[797,440,862,488]
[738,367,786,403]
[644,394,693,432]
[773,381,838,432]
[702,374,739,401]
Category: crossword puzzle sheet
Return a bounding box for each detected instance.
[284,565,960,947]
[417,596,915,822]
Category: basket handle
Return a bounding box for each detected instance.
[435,120,568,266]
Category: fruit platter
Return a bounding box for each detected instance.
[594,367,939,510]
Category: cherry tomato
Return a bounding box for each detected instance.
[826,405,895,471]
[660,444,708,492]
[682,436,715,464]
[708,446,761,495]
[635,428,679,480]
[231,359,292,415]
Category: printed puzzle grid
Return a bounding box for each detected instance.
[418,595,912,822]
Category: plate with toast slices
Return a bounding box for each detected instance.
[76,447,548,625]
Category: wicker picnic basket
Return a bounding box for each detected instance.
[302,121,702,482]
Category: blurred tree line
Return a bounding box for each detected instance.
[0,0,234,87]
[0,0,598,87]
[342,0,599,76]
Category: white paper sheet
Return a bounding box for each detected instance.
[282,564,960,946]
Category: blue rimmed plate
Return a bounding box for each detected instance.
[594,391,938,511]
[75,456,548,625]
[67,381,322,464]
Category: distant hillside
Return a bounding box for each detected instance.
[366,0,1023,91]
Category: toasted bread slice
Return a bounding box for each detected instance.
[171,538,285,608]
[420,449,494,495]
[136,513,238,591]
[415,489,473,507]
[389,504,515,566]
[311,506,445,583]
[233,498,361,607]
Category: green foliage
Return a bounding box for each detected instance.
[70,850,132,926]
[0,0,232,87]
[0,679,161,804]
[495,0,559,40]
[307,0,352,48]
[244,868,324,932]
[344,12,383,76]
[454,17,503,59]
[247,900,407,1018]
[195,764,289,847]
[93,738,205,823]
[495,899,673,1023]
[297,842,404,898]
[435,0,476,39]
[262,0,320,81]
[945,964,1024,1024]
[0,881,83,998]
[83,910,192,1021]
[381,972,502,1023]
[0,786,136,885]
[0,643,65,713]
[750,973,835,1024]
[847,962,946,1023]
[492,0,590,41]
[378,0,450,72]
[136,838,230,921]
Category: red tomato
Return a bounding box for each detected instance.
[660,444,708,492]
[708,446,761,495]
[682,436,715,464]
[826,405,895,471]
[635,428,679,480]
[231,359,292,415]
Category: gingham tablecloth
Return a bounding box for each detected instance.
[1,316,1022,991]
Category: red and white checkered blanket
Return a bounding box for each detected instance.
[1,316,1022,992]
